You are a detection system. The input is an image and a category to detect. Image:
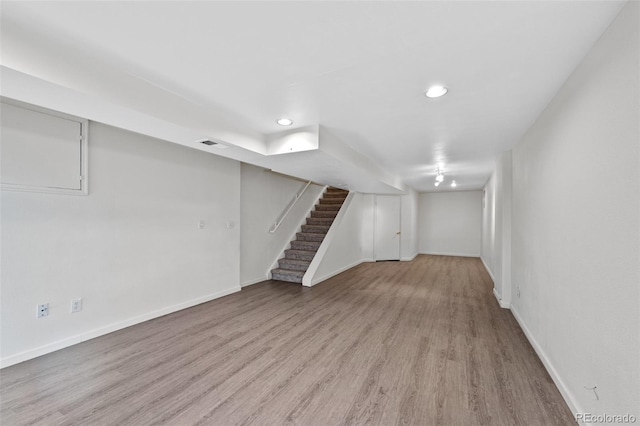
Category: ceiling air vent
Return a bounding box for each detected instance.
[198,139,229,149]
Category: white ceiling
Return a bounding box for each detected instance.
[0,1,626,193]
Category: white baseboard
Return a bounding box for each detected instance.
[510,306,582,417]
[242,276,268,287]
[421,251,480,258]
[0,286,241,369]
[401,252,419,261]
[305,259,367,287]
[492,288,509,309]
[480,256,495,282]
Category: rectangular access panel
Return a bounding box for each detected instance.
[1,99,88,195]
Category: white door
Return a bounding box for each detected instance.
[374,195,401,261]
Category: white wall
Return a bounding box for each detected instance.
[360,194,375,261]
[305,193,367,285]
[481,151,512,307]
[1,122,241,367]
[510,2,639,417]
[306,188,419,286]
[481,174,496,274]
[418,191,483,257]
[239,163,324,286]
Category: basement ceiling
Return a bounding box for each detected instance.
[0,1,626,193]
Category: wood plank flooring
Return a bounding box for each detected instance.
[0,255,575,425]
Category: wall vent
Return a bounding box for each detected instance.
[200,140,218,146]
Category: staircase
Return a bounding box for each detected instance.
[271,187,349,283]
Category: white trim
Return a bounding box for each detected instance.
[307,259,372,287]
[0,286,241,369]
[480,256,495,281]
[302,192,355,287]
[420,251,480,258]
[493,287,501,304]
[492,288,509,309]
[483,257,508,308]
[401,252,419,262]
[242,276,268,287]
[510,307,582,417]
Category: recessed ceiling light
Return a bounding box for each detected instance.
[426,85,448,98]
[276,118,293,126]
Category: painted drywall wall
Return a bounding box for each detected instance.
[481,174,496,276]
[481,151,512,307]
[360,194,375,261]
[306,193,366,285]
[418,191,483,257]
[510,1,639,417]
[1,122,241,367]
[401,188,419,260]
[239,163,324,286]
[307,188,417,284]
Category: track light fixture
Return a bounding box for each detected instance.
[435,166,444,186]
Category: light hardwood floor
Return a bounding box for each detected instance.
[0,255,574,425]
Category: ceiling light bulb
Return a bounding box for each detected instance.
[434,181,440,187]
[451,180,457,187]
[436,174,444,182]
[426,85,448,98]
[276,118,293,126]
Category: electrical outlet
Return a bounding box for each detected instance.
[197,220,205,229]
[71,298,83,313]
[517,286,521,298]
[37,303,49,318]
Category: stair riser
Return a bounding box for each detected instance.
[301,225,329,234]
[296,233,325,242]
[285,250,315,261]
[326,188,348,193]
[319,198,345,205]
[272,273,303,283]
[306,218,334,226]
[291,241,321,251]
[323,193,348,199]
[315,205,342,212]
[311,211,338,218]
[278,261,310,271]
